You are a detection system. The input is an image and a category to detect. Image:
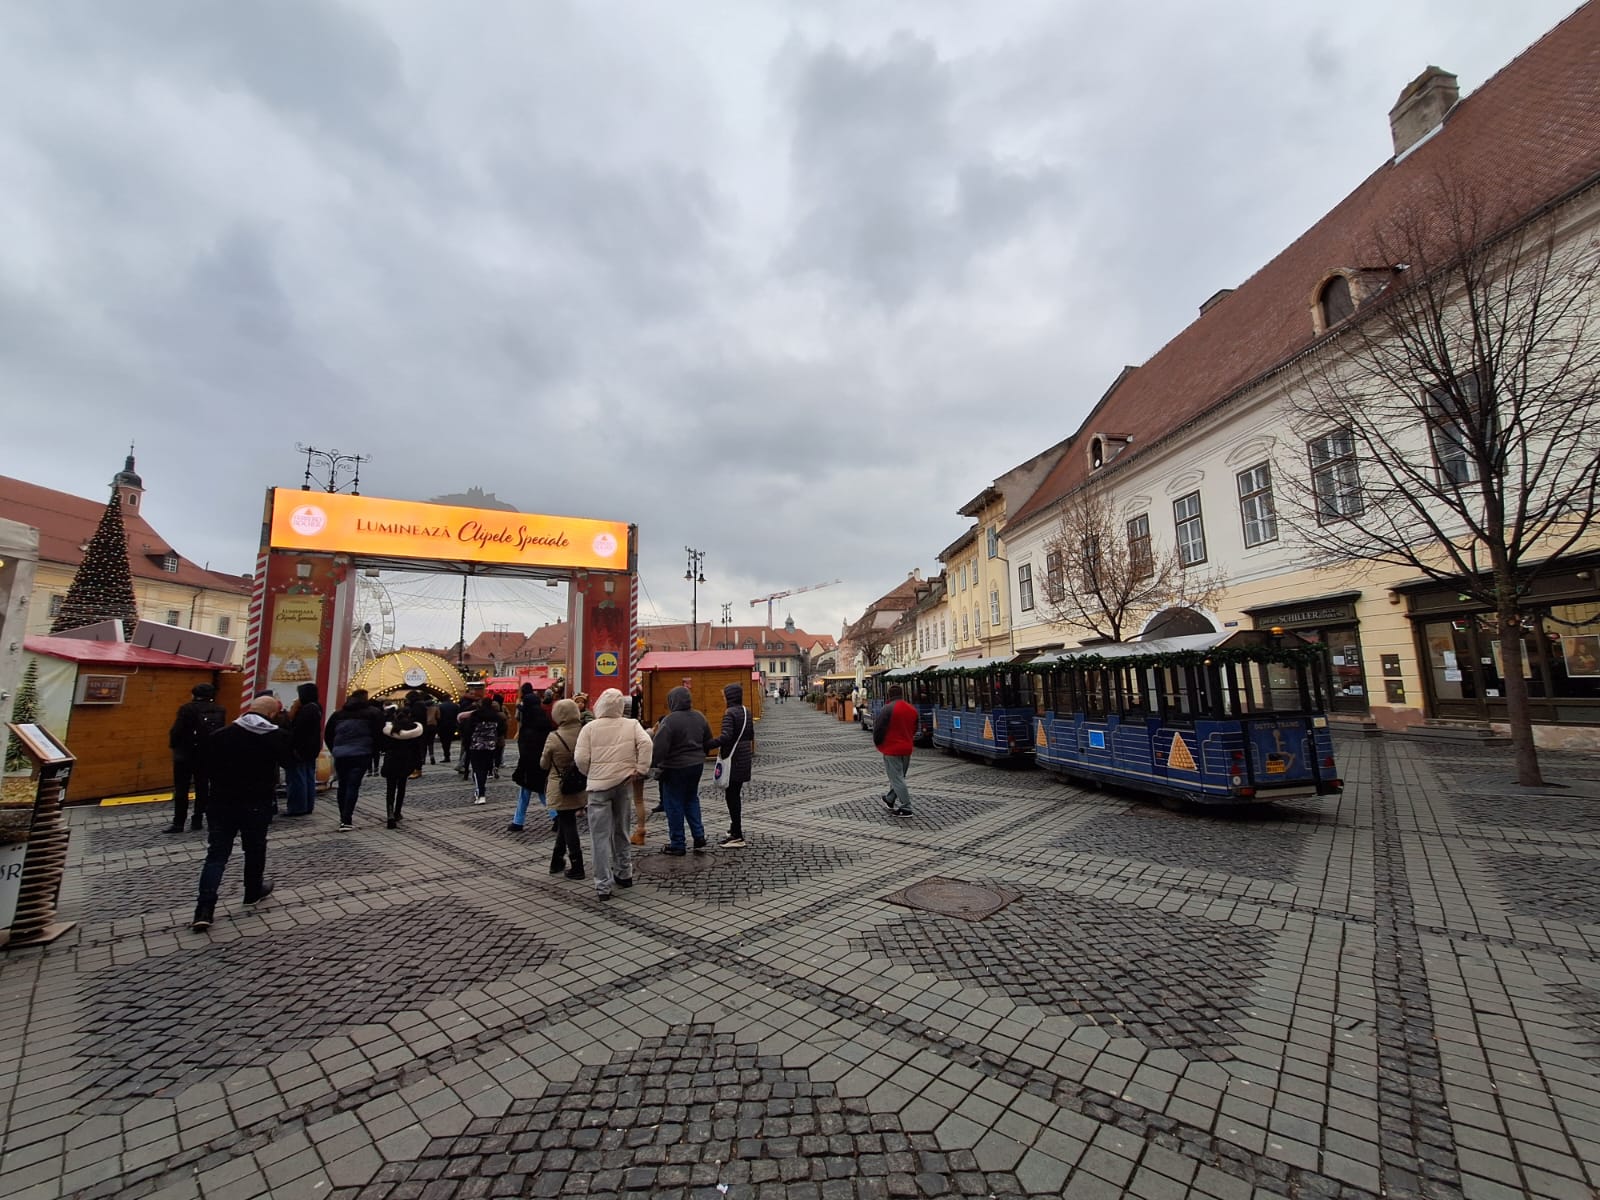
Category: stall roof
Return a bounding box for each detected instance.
[25,635,240,671]
[637,650,756,670]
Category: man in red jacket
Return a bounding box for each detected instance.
[872,684,919,816]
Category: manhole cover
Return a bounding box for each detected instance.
[633,851,717,879]
[883,877,1020,922]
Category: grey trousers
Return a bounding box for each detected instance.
[587,782,634,895]
[884,754,912,808]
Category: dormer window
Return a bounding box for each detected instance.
[1091,438,1104,470]
[1320,274,1355,327]
[161,554,179,573]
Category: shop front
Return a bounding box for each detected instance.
[1402,557,1600,729]
[1244,591,1370,716]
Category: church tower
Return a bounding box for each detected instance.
[112,446,144,514]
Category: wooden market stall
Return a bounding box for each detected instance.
[17,636,244,804]
[636,650,761,737]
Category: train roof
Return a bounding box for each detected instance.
[1030,629,1305,666]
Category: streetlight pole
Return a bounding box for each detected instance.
[685,548,706,650]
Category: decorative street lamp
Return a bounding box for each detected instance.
[295,443,370,494]
[685,548,706,650]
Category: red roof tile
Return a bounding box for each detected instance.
[0,475,251,594]
[25,635,241,670]
[1009,5,1600,528]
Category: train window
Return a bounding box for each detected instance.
[1082,669,1106,718]
[1255,661,1303,711]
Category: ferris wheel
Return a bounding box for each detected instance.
[350,571,397,676]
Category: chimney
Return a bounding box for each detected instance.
[1389,66,1458,159]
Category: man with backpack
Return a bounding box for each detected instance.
[169,682,227,832]
[463,697,506,804]
[872,683,919,817]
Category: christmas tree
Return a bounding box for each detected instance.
[52,488,140,636]
[4,659,39,773]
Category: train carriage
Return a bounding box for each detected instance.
[926,657,1035,763]
[1027,629,1342,805]
[865,666,937,746]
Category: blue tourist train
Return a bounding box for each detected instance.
[1024,629,1343,804]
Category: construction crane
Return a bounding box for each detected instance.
[749,579,842,627]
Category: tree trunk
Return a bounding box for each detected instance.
[1493,590,1544,787]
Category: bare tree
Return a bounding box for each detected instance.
[1039,485,1225,643]
[843,614,895,668]
[1279,177,1600,785]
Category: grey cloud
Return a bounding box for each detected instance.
[779,32,1070,306]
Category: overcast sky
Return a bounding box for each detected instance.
[0,1,1578,646]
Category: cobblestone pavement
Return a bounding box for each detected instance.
[2,707,1600,1200]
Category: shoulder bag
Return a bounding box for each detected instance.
[713,707,747,791]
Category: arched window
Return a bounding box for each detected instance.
[1320,275,1355,326]
[1091,437,1104,469]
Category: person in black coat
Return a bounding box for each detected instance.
[715,683,755,848]
[380,706,426,828]
[285,682,323,816]
[435,697,460,762]
[325,690,385,829]
[192,696,295,931]
[510,687,555,831]
[169,683,227,832]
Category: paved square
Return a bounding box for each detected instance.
[3,703,1599,1200]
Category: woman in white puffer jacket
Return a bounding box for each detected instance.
[574,687,654,900]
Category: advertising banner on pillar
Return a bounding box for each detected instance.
[265,595,324,705]
[267,489,630,573]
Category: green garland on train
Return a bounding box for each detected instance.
[923,641,1328,676]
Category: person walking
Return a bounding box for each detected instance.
[191,695,294,931]
[435,695,460,763]
[626,687,650,845]
[463,697,505,803]
[168,682,227,832]
[325,689,384,830]
[714,682,755,847]
[650,686,717,856]
[873,683,919,816]
[540,699,587,879]
[575,688,652,899]
[510,686,555,831]
[284,682,323,817]
[380,705,426,828]
[419,697,439,765]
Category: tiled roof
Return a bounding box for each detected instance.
[1008,5,1600,528]
[0,474,251,594]
[466,630,528,661]
[25,635,241,670]
[639,621,830,656]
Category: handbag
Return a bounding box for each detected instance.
[554,734,587,795]
[713,707,747,791]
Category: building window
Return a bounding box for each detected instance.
[48,594,64,617]
[1045,549,1063,599]
[961,613,969,641]
[217,616,231,636]
[1309,428,1363,521]
[940,619,946,647]
[1081,535,1103,591]
[1236,463,1278,547]
[1017,564,1034,612]
[990,588,1001,626]
[161,553,179,573]
[1173,492,1207,567]
[1428,373,1486,486]
[1091,437,1104,470]
[165,609,181,625]
[986,527,998,558]
[1320,275,1355,327]
[1126,514,1152,579]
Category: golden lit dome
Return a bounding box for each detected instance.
[348,650,468,701]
